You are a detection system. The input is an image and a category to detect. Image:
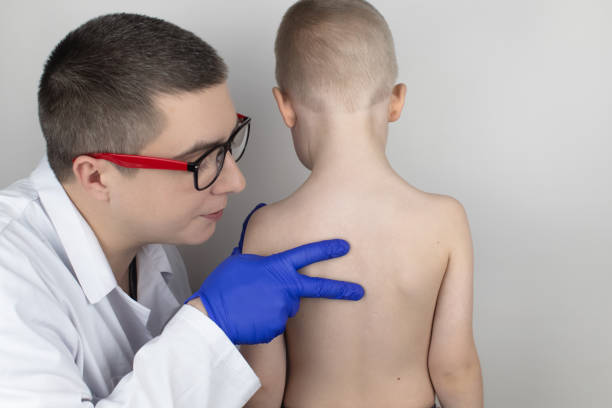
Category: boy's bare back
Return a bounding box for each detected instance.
[241,1,482,406]
[242,166,475,407]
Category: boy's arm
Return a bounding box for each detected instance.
[240,335,286,408]
[428,199,483,408]
[239,210,287,408]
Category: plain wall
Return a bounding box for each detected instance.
[1,1,610,406]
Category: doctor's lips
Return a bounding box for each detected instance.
[203,209,224,221]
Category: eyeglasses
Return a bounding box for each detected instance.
[87,113,251,191]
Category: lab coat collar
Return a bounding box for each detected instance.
[137,244,181,333]
[30,158,174,305]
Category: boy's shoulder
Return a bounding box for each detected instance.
[381,178,468,225]
[241,198,299,255]
[407,187,471,243]
[405,189,472,255]
[414,189,468,221]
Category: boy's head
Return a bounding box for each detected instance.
[38,13,228,182]
[274,0,398,113]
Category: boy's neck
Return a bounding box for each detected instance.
[296,103,393,179]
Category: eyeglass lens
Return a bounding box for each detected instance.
[196,121,249,189]
[230,121,249,161]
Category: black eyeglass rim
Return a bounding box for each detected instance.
[188,115,251,191]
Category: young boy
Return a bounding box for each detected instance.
[240,1,483,407]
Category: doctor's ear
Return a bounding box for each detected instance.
[388,83,407,123]
[272,87,296,128]
[70,156,114,201]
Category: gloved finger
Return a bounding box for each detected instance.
[297,275,365,301]
[235,203,267,254]
[276,239,350,270]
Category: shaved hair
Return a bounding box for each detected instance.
[39,13,227,181]
[275,0,398,112]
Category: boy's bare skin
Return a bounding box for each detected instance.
[241,99,482,408]
[241,1,482,406]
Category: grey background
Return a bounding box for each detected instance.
[1,1,610,406]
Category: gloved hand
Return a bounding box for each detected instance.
[186,203,365,345]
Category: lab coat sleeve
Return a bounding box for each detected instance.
[101,305,261,407]
[0,277,260,408]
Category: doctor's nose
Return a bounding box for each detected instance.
[210,152,246,195]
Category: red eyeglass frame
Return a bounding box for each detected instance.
[76,113,251,191]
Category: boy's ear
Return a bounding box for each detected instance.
[272,87,296,128]
[69,156,113,201]
[388,83,407,123]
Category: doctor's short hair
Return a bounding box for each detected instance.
[38,13,228,182]
[275,0,398,112]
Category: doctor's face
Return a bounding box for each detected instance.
[111,83,246,246]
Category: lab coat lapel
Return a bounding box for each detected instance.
[30,158,117,304]
[136,244,181,335]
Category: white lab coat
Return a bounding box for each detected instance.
[0,158,260,407]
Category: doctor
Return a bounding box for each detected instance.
[0,13,364,407]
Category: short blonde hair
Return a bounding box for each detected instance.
[275,0,398,112]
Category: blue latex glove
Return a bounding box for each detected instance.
[187,203,365,345]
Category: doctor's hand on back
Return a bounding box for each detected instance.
[186,204,365,345]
